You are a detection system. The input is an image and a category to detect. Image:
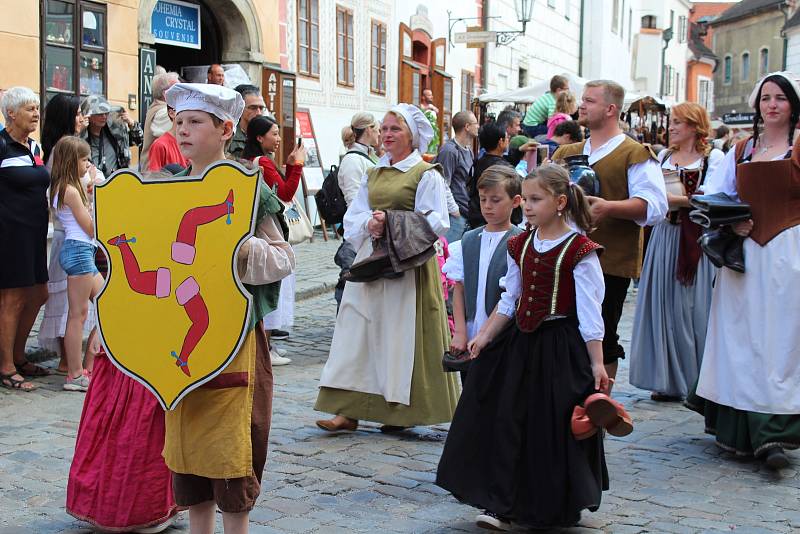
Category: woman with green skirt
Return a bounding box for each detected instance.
[314,104,459,432]
[686,72,800,469]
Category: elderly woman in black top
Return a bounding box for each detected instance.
[0,87,51,391]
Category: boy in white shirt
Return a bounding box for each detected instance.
[444,166,522,381]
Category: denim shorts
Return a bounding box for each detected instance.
[59,239,99,276]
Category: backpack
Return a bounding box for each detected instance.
[315,150,372,225]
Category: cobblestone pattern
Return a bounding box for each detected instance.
[4,278,800,532]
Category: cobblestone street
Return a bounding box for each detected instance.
[3,246,800,532]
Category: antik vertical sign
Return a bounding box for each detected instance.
[140,48,157,125]
[151,0,201,49]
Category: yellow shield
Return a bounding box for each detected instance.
[94,162,259,410]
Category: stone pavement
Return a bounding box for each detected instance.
[4,248,800,532]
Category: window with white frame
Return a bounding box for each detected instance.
[612,0,620,34]
[662,65,675,95]
[678,16,687,43]
[698,78,713,112]
[370,20,387,95]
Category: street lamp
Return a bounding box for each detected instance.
[496,0,536,45]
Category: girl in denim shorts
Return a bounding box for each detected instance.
[50,136,103,392]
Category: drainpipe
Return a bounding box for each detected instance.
[578,0,585,77]
[483,0,490,90]
[660,27,674,98]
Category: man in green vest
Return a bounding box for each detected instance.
[553,80,667,383]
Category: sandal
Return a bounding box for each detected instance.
[1,372,37,391]
[15,361,51,377]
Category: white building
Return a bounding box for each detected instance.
[281,1,482,170]
[784,8,800,74]
[483,0,582,94]
[283,0,397,169]
[581,0,642,90]
[634,0,692,104]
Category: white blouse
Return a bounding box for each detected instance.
[497,229,605,342]
[442,230,508,339]
[343,150,450,251]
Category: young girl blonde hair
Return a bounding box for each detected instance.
[555,91,577,115]
[50,136,90,210]
[524,163,594,233]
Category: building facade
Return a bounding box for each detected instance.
[581,0,641,91]
[483,0,581,94]
[685,2,735,112]
[711,0,787,118]
[2,0,282,141]
[630,0,692,105]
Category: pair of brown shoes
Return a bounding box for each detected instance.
[571,393,634,440]
[315,418,358,432]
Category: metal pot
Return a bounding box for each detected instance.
[564,154,601,197]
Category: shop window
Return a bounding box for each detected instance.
[371,20,387,95]
[297,0,320,78]
[42,0,106,102]
[462,71,474,111]
[336,6,354,87]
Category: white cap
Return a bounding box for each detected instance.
[748,71,800,108]
[165,82,244,124]
[391,103,435,153]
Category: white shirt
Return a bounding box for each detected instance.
[442,230,508,339]
[497,229,605,342]
[343,150,450,251]
[337,143,375,205]
[584,134,668,226]
[52,193,94,244]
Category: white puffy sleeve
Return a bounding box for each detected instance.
[238,213,296,285]
[574,250,605,342]
[497,253,521,317]
[337,156,366,206]
[415,168,450,237]
[342,174,374,250]
[700,147,738,199]
[628,158,669,226]
[442,240,464,282]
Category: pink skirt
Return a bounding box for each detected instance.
[66,351,177,531]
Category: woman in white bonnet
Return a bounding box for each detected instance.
[315,104,460,432]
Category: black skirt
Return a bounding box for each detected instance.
[436,317,609,528]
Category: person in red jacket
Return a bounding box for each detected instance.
[241,115,305,202]
[241,114,305,365]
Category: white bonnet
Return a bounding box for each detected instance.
[390,103,435,152]
[748,71,800,108]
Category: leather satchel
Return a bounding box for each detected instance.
[688,192,751,228]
